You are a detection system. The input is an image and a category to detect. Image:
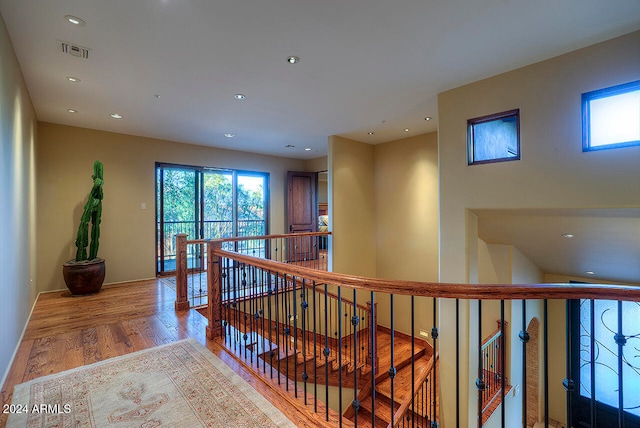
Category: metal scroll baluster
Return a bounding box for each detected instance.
[324,282,330,422]
[476,300,484,428]
[563,300,574,428]
[352,288,360,427]
[411,295,415,428]
[520,300,529,428]
[390,294,396,425]
[456,299,460,428]
[544,300,549,428]
[313,281,318,413]
[267,270,274,379]
[293,275,298,398]
[302,279,308,404]
[432,296,438,428]
[338,286,343,427]
[500,300,505,427]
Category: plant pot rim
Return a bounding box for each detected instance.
[63,258,105,267]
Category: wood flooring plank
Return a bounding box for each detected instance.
[81,327,103,365]
[1,278,327,428]
[63,331,85,370]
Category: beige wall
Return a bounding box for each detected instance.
[438,30,640,427]
[373,133,439,335]
[328,135,376,277]
[36,123,306,291]
[0,13,38,386]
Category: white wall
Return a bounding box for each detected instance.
[438,30,640,427]
[0,12,38,387]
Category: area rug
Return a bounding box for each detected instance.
[8,338,295,427]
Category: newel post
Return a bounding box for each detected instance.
[206,240,224,339]
[174,233,190,311]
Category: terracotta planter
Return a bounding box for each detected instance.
[62,258,106,295]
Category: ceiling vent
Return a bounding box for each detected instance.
[59,40,90,59]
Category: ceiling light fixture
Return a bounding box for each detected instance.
[562,233,575,238]
[424,117,432,121]
[305,148,312,151]
[586,271,595,275]
[154,94,161,99]
[110,113,123,119]
[368,132,374,135]
[65,15,86,26]
[67,108,77,113]
[285,144,296,148]
[404,128,410,132]
[66,76,81,83]
[234,94,246,100]
[224,133,235,138]
[287,56,300,64]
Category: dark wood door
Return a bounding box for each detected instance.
[286,171,318,262]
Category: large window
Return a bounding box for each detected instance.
[467,109,520,165]
[582,80,640,152]
[156,163,268,275]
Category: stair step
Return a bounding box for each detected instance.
[376,355,434,403]
[358,393,398,425]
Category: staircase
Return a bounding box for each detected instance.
[345,328,438,428]
[217,307,439,426]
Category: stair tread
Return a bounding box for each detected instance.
[376,355,434,403]
[358,394,397,423]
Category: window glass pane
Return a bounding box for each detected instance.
[237,174,265,237]
[203,170,233,239]
[590,90,640,148]
[583,80,640,151]
[468,109,520,165]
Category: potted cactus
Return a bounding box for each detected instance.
[62,160,106,295]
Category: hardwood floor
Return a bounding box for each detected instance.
[0,279,344,427]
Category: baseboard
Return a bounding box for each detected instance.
[0,292,42,391]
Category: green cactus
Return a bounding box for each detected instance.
[75,161,104,262]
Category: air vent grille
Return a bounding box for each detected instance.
[59,40,90,59]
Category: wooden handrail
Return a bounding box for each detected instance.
[211,246,640,301]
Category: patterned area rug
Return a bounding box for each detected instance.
[8,338,295,427]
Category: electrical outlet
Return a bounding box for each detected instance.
[419,329,430,339]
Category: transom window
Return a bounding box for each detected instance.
[467,109,520,165]
[582,80,640,152]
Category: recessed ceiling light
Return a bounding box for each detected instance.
[404,128,410,132]
[67,108,77,113]
[65,15,86,26]
[368,132,374,135]
[424,117,432,121]
[562,233,575,238]
[154,94,161,99]
[110,113,123,119]
[66,76,81,83]
[224,133,235,138]
[304,148,312,151]
[586,271,595,275]
[234,94,246,100]
[287,56,300,64]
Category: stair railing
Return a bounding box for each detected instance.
[180,232,640,428]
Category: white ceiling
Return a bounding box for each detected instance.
[1,0,639,159]
[474,209,640,285]
[1,1,639,284]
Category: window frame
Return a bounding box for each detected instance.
[582,80,640,152]
[467,108,521,165]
